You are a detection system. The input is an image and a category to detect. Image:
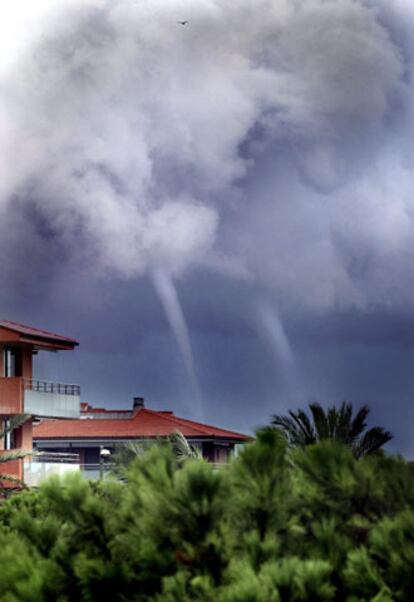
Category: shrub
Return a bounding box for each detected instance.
[0,432,413,600]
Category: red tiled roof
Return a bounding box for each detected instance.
[33,407,249,441]
[0,320,78,346]
[83,407,131,414]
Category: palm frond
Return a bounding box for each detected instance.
[0,449,35,464]
[326,406,338,439]
[0,473,28,488]
[271,414,296,432]
[349,405,370,442]
[309,403,329,440]
[354,427,393,459]
[332,402,352,443]
[0,414,31,439]
[271,401,392,458]
[290,409,316,444]
[272,414,303,445]
[122,440,148,457]
[110,440,153,476]
[169,431,201,464]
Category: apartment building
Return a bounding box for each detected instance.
[0,320,80,487]
[33,397,249,477]
[0,320,248,485]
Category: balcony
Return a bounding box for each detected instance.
[24,379,80,418]
[24,452,80,487]
[0,377,80,418]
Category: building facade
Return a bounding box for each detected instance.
[0,320,80,487]
[33,397,250,477]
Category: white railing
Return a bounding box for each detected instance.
[34,451,80,464]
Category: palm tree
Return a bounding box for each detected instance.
[168,431,202,465]
[0,414,33,494]
[110,440,151,478]
[110,432,201,478]
[272,402,392,459]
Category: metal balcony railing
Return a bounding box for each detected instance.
[33,452,80,464]
[23,379,80,397]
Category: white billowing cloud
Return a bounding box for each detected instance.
[0,0,409,309]
[230,146,414,314]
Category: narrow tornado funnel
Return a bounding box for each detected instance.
[152,269,203,419]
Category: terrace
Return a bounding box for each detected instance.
[0,377,80,418]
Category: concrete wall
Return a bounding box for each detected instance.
[25,390,80,418]
[0,378,23,414]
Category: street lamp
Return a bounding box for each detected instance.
[99,446,111,480]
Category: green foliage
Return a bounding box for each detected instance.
[0,430,414,600]
[110,440,153,479]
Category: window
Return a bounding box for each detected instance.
[3,348,16,377]
[2,416,16,450]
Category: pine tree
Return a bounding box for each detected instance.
[0,428,413,600]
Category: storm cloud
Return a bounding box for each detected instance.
[1,1,414,452]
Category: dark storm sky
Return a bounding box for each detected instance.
[1,0,414,454]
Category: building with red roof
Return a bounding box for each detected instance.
[0,319,249,484]
[33,397,250,476]
[0,320,78,349]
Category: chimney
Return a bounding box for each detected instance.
[133,396,145,411]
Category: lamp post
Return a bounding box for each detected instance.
[99,446,111,480]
